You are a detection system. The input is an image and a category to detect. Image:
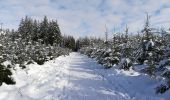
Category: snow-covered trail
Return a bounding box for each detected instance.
[60,52,130,100]
[0,52,169,100]
[0,52,130,100]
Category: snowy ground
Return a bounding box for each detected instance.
[0,52,169,100]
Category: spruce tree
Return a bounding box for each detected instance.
[39,16,49,44]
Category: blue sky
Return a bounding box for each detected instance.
[0,0,170,38]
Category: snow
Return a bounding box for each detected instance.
[0,31,5,35]
[166,44,170,51]
[0,52,170,100]
[146,39,154,51]
[120,58,131,65]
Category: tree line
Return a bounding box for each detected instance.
[11,16,76,50]
[78,14,170,94]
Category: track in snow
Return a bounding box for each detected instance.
[56,52,130,100]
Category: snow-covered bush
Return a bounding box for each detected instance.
[137,53,147,65]
[99,49,119,68]
[103,57,119,68]
[0,37,71,66]
[156,84,169,94]
[0,64,16,86]
[145,39,155,51]
[137,39,155,64]
[0,43,15,86]
[166,44,170,57]
[141,66,156,76]
[154,48,170,93]
[79,46,120,69]
[98,49,111,64]
[156,71,170,94]
[119,58,132,70]
[96,50,105,62]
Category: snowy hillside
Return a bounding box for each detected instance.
[0,52,169,100]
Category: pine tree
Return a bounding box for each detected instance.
[119,26,132,70]
[39,16,49,44]
[48,20,62,45]
[32,20,39,42]
[18,16,34,43]
[0,44,15,85]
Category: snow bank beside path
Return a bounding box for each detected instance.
[0,55,71,100]
[79,53,170,100]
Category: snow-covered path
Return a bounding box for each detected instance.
[59,52,130,100]
[0,52,169,100]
